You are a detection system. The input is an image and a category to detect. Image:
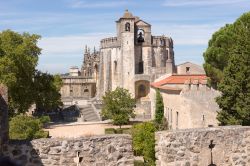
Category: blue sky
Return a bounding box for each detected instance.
[0,0,249,74]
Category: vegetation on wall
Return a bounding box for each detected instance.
[154,89,168,130]
[101,87,136,128]
[132,122,156,166]
[9,115,50,140]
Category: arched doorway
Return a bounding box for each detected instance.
[135,80,150,100]
[83,89,89,98]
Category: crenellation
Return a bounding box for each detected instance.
[100,37,120,48]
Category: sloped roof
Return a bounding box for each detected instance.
[135,20,151,26]
[122,9,134,19]
[151,74,207,89]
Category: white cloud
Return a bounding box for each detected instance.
[152,24,222,45]
[38,33,114,55]
[70,0,128,8]
[163,0,247,7]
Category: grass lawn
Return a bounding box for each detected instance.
[105,128,131,134]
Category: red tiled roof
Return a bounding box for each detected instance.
[151,74,207,89]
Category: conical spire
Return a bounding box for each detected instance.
[84,45,88,53]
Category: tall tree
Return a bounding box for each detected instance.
[101,87,136,128]
[33,71,63,111]
[155,89,164,125]
[203,12,250,88]
[216,13,250,125]
[0,30,41,113]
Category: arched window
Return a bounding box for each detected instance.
[114,61,117,72]
[125,22,130,31]
[137,29,145,43]
[160,39,165,46]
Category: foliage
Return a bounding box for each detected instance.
[155,89,164,125]
[105,128,131,134]
[38,115,51,125]
[203,12,250,88]
[216,13,250,125]
[134,160,144,166]
[34,71,63,111]
[9,115,49,140]
[101,87,136,128]
[132,122,156,166]
[0,30,41,113]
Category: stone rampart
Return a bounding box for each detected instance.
[3,135,133,166]
[100,37,120,49]
[155,126,250,166]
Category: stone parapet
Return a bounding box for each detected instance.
[100,37,120,49]
[3,135,134,166]
[155,126,250,166]
[152,36,173,47]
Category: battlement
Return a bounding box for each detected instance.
[152,36,173,47]
[182,78,209,91]
[100,37,120,49]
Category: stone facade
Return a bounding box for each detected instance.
[97,10,175,100]
[151,74,220,129]
[60,76,96,103]
[176,62,205,75]
[0,84,8,155]
[3,135,133,166]
[155,126,250,166]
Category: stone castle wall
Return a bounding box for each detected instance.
[155,126,250,166]
[0,85,8,155]
[3,135,133,166]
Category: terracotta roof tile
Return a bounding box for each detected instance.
[151,74,207,90]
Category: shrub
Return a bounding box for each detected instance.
[9,115,49,140]
[105,128,131,134]
[134,160,144,166]
[155,89,164,125]
[101,87,136,128]
[132,122,156,166]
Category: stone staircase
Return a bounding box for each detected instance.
[78,104,100,122]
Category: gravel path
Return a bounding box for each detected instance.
[45,123,132,138]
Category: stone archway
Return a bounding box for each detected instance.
[135,80,150,99]
[83,89,89,98]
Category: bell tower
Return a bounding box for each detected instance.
[116,10,136,95]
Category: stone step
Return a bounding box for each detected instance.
[78,106,100,122]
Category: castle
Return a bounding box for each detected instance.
[60,10,220,128]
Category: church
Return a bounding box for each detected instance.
[60,10,220,128]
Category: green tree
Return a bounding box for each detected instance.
[101,87,136,128]
[9,115,49,140]
[203,12,250,88]
[34,71,63,111]
[0,30,41,113]
[132,122,156,166]
[216,13,250,125]
[155,89,164,126]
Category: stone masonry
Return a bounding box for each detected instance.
[0,84,8,155]
[155,126,250,166]
[3,135,134,166]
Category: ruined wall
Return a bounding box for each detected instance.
[3,135,133,166]
[0,85,8,155]
[155,126,250,166]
